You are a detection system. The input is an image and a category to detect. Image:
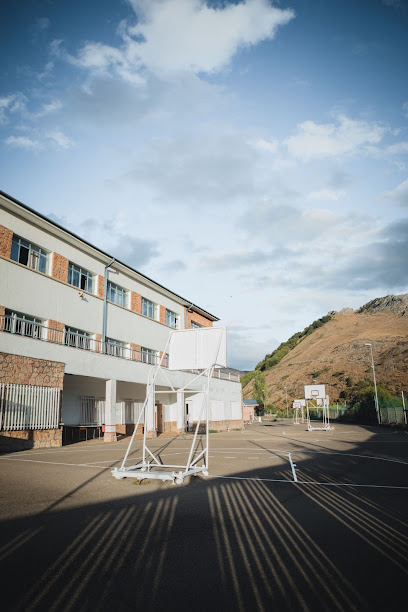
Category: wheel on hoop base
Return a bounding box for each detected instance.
[202,470,209,476]
[175,478,183,485]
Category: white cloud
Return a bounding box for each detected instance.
[306,189,345,201]
[254,138,279,153]
[46,129,74,150]
[68,0,294,83]
[0,93,26,125]
[382,178,408,207]
[5,135,43,151]
[387,141,408,155]
[285,113,387,161]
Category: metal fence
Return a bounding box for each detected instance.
[0,383,61,430]
[379,405,407,425]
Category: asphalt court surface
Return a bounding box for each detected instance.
[1,421,408,611]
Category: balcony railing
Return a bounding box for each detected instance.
[0,314,240,382]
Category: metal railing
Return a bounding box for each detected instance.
[0,383,61,430]
[0,314,240,382]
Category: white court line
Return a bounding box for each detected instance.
[0,456,113,469]
[211,474,408,490]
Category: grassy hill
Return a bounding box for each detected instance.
[242,294,408,409]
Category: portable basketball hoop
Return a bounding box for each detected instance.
[292,399,305,425]
[112,327,227,485]
[305,385,332,431]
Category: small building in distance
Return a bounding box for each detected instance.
[243,399,259,422]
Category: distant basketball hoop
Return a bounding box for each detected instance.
[304,385,331,431]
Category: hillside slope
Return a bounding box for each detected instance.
[243,294,408,408]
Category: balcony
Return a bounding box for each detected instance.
[0,314,239,382]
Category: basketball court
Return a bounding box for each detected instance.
[1,420,407,611]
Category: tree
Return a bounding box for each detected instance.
[252,370,267,406]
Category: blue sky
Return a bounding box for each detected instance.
[1,0,408,370]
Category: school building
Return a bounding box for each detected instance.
[0,190,242,449]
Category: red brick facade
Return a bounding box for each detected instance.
[46,320,65,343]
[51,252,69,283]
[96,275,104,298]
[130,343,142,360]
[186,309,213,328]
[0,353,64,389]
[159,305,166,325]
[0,225,13,259]
[130,291,142,313]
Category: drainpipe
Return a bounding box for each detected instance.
[102,258,115,352]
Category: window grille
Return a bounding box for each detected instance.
[80,397,105,425]
[121,400,144,424]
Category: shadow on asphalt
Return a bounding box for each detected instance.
[1,424,407,612]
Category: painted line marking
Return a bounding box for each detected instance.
[0,457,113,469]
[211,475,408,490]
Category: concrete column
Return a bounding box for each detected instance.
[176,391,184,433]
[104,379,117,443]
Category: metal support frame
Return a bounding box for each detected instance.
[306,397,332,431]
[112,330,223,485]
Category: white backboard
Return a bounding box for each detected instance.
[167,327,227,371]
[304,384,326,400]
[293,399,306,408]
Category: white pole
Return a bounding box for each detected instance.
[365,343,380,425]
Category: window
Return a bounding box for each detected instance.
[68,262,93,292]
[4,309,42,338]
[10,235,48,273]
[141,347,157,365]
[166,309,179,329]
[64,326,91,350]
[106,337,125,358]
[142,297,156,319]
[191,321,202,329]
[107,281,128,307]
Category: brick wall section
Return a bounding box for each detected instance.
[186,310,213,328]
[51,252,69,283]
[159,305,166,325]
[0,353,64,389]
[0,305,5,331]
[130,343,141,360]
[0,225,13,259]
[46,320,65,343]
[96,275,104,298]
[130,291,141,313]
[94,333,102,352]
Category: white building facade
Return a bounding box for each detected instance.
[0,190,242,448]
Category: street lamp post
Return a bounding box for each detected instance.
[284,386,288,419]
[365,343,380,425]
